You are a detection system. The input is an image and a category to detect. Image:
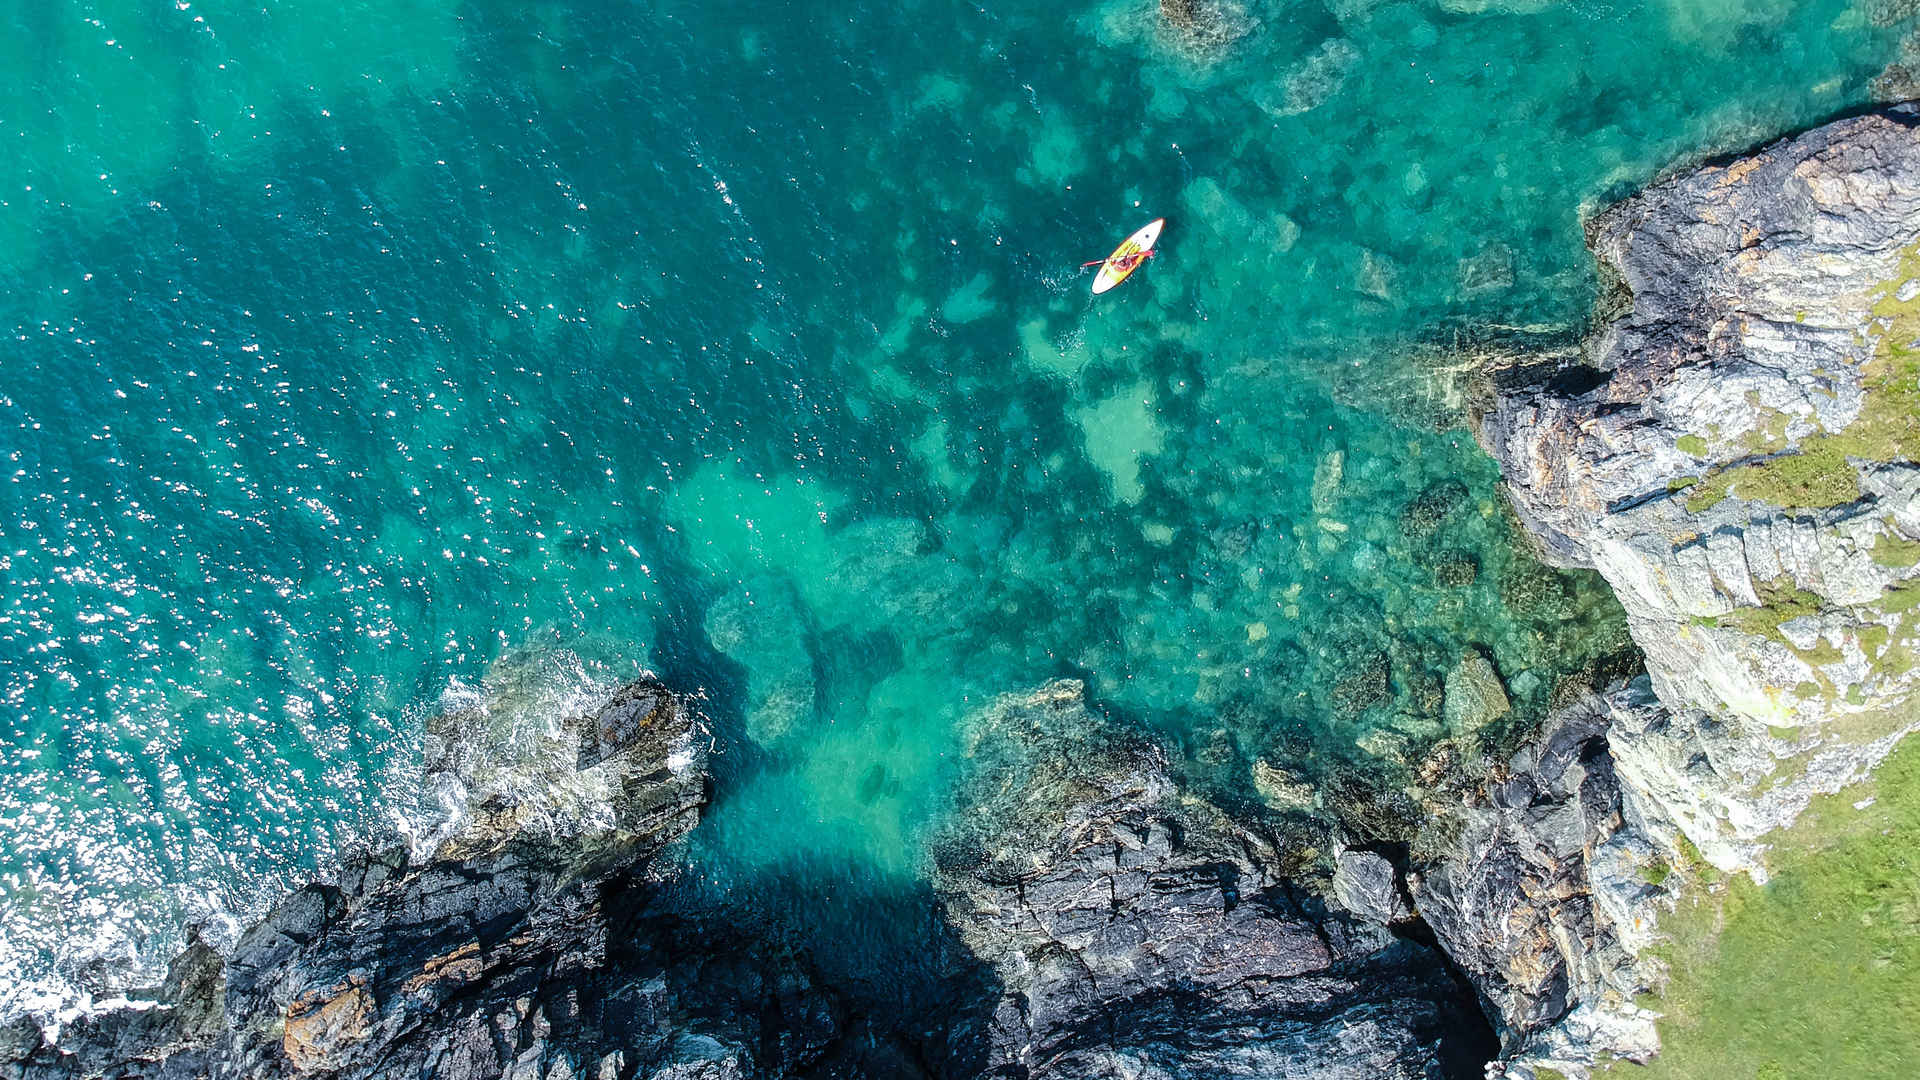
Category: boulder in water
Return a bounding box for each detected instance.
[1444,647,1512,735]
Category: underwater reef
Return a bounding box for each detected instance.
[10,100,1920,1080]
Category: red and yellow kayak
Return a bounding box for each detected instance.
[1091,218,1164,295]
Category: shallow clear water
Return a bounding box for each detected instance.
[0,0,1906,995]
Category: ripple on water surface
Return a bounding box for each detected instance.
[0,0,1909,996]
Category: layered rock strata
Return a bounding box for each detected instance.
[1410,679,1673,1073]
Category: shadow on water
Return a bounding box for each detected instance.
[603,860,1000,1078]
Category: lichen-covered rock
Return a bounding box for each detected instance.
[933,681,1494,1080]
[1479,103,1920,871]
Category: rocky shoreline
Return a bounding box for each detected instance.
[9,105,1920,1080]
[1463,100,1920,1074]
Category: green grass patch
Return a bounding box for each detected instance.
[1709,579,1824,641]
[1683,483,1729,513]
[1860,624,1891,658]
[1871,531,1920,569]
[1680,244,1920,515]
[1684,441,1861,512]
[1668,476,1700,493]
[1621,728,1920,1080]
[1676,435,1709,458]
[1673,833,1721,883]
[1880,583,1920,615]
[1789,638,1844,667]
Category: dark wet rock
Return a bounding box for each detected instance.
[1325,771,1424,847]
[1399,480,1470,540]
[5,676,985,1080]
[4,679,724,1080]
[11,675,1500,1080]
[1412,679,1672,1071]
[933,681,1493,1079]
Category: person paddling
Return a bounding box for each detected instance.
[1087,218,1165,295]
[1081,249,1155,272]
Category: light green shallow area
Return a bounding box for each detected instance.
[0,0,1909,994]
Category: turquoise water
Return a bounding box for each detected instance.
[0,0,1906,995]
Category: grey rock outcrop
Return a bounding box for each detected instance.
[932,681,1493,1080]
[1412,679,1674,1075]
[1479,104,1920,873]
[1331,849,1411,926]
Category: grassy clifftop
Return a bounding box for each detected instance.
[1615,719,1920,1080]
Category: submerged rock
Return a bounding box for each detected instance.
[1443,648,1511,735]
[1251,757,1319,811]
[1158,0,1256,54]
[705,577,816,749]
[1399,479,1470,540]
[1430,549,1480,587]
[933,681,1493,1079]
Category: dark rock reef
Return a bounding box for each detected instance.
[3,679,718,1080]
[4,677,1500,1080]
[933,681,1493,1080]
